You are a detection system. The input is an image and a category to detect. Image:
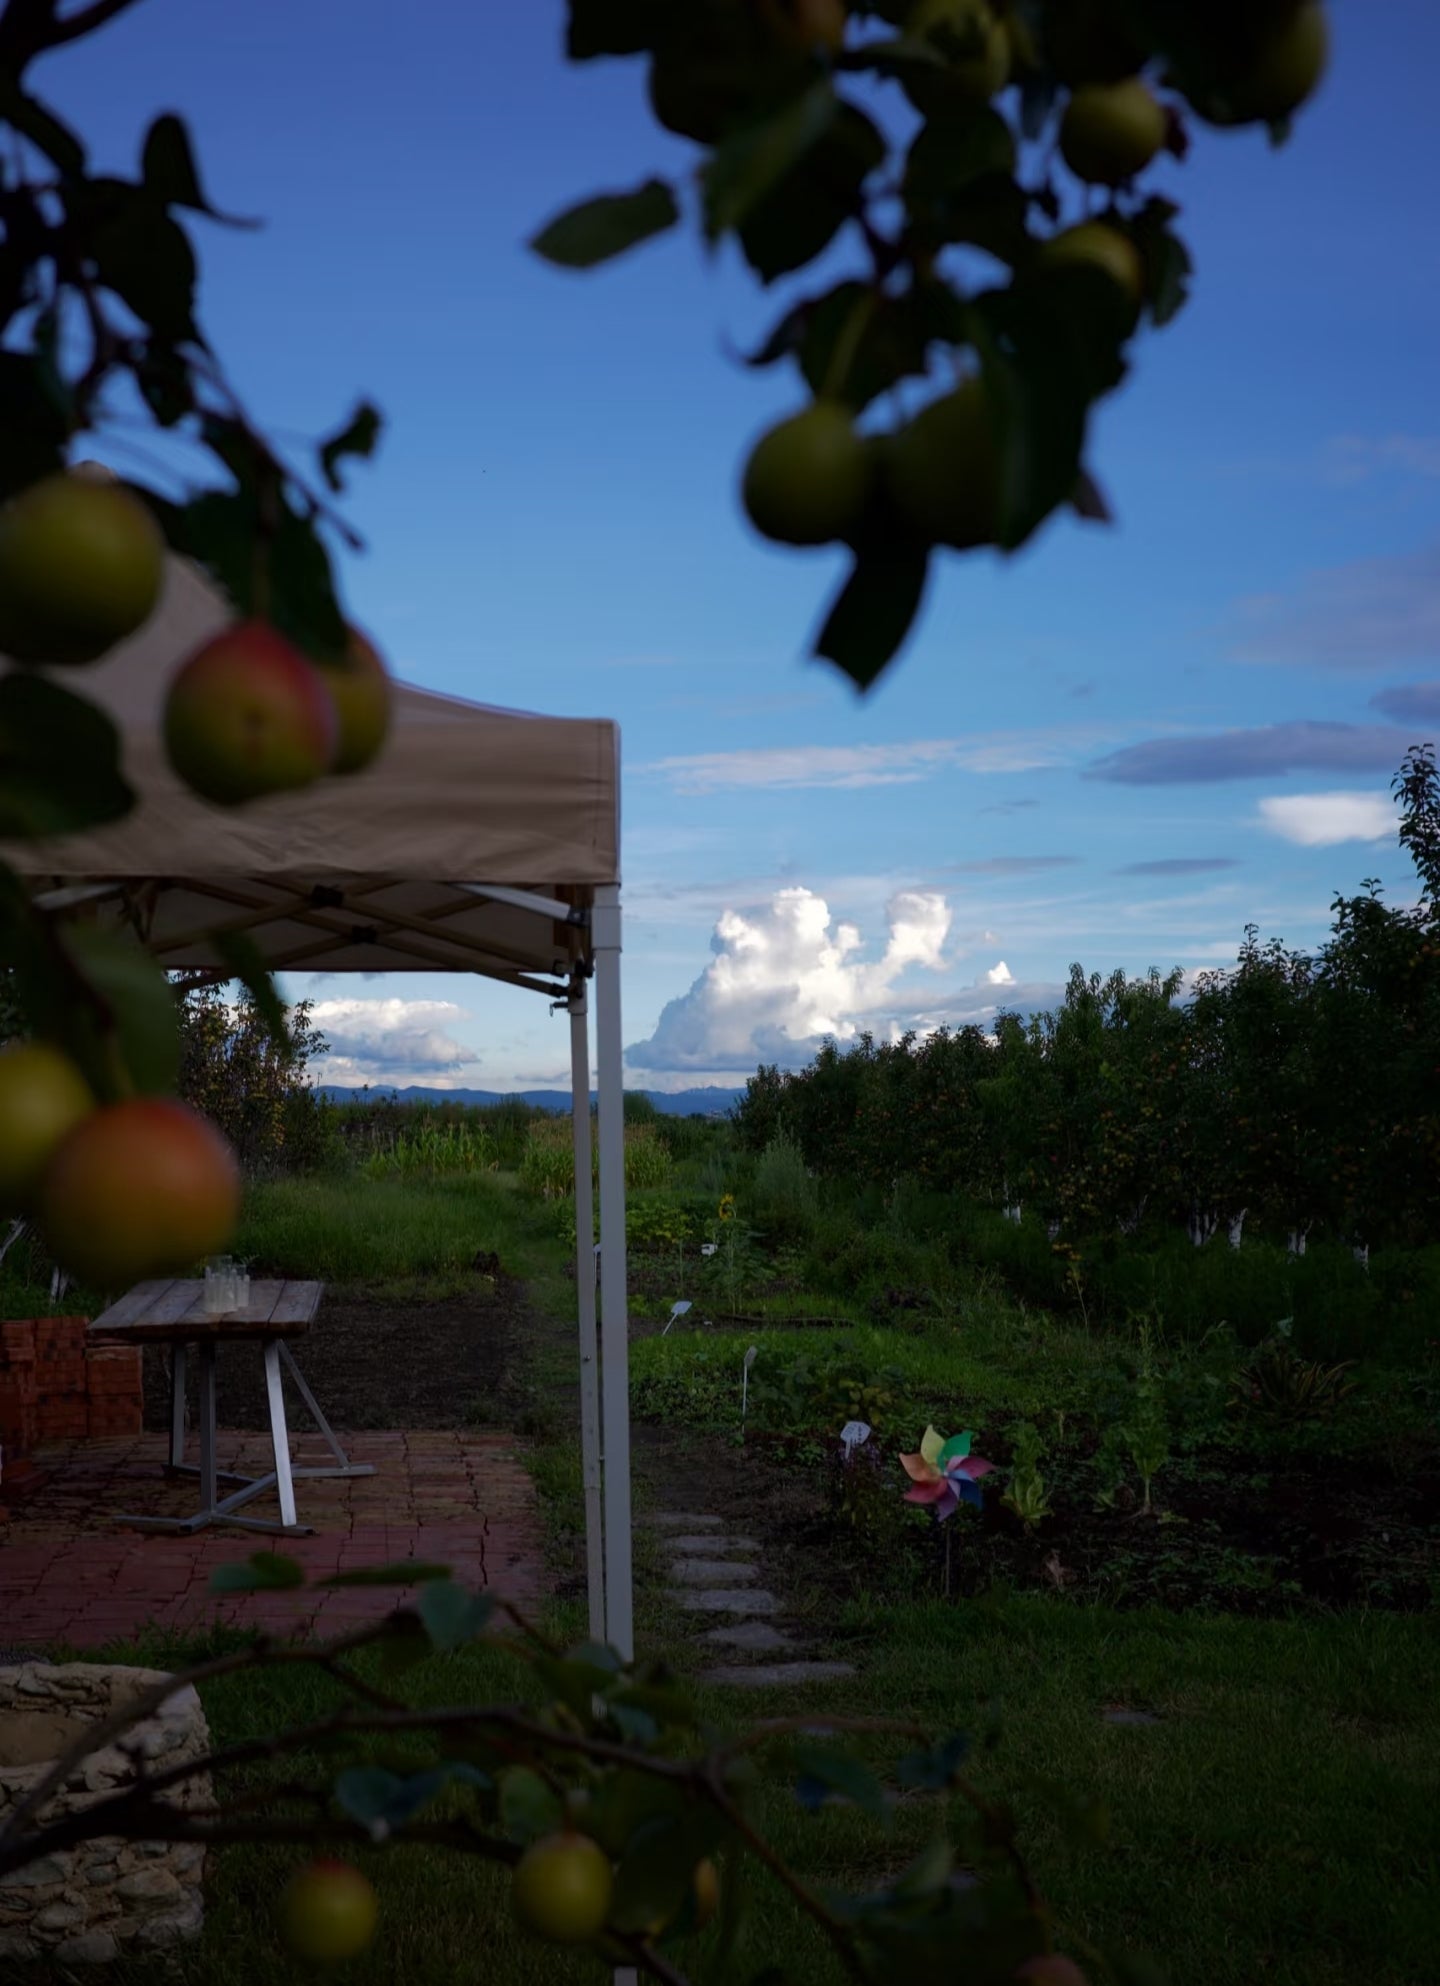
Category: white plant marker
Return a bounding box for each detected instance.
[741,1344,759,1425]
[662,1300,692,1337]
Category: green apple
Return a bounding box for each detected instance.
[0,472,163,665]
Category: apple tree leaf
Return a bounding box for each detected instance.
[701,81,837,244]
[417,1579,495,1650]
[0,352,71,500]
[566,0,665,58]
[318,400,383,493]
[735,101,882,284]
[0,673,134,839]
[208,1552,305,1593]
[317,1560,453,1588]
[814,541,930,692]
[498,1765,563,1844]
[209,930,289,1051]
[531,178,679,270]
[141,112,259,226]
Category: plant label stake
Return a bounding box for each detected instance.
[662,1300,692,1337]
[741,1344,758,1427]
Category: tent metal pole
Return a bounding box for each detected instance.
[568,981,606,1644]
[592,883,633,1664]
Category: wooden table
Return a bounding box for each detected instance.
[88,1279,374,1536]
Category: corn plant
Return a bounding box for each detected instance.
[1122,1326,1171,1518]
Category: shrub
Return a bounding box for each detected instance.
[750,1132,817,1242]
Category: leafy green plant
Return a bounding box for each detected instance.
[1236,1317,1359,1423]
[750,1130,818,1241]
[1001,1421,1053,1533]
[1122,1326,1171,1517]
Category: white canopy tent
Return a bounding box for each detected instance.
[0,555,635,1658]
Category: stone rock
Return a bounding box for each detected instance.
[671,1588,780,1614]
[668,1558,759,1585]
[665,1534,759,1554]
[646,1512,722,1529]
[115,1867,181,1908]
[700,1621,796,1652]
[133,1892,203,1947]
[55,1930,119,1963]
[0,1856,66,1890]
[700,1661,856,1688]
[34,1900,87,1932]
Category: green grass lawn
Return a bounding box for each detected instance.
[27,1596,1436,1986]
[11,1164,1437,1985]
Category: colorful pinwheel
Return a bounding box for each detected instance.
[900,1425,994,1523]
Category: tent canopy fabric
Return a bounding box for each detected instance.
[1,557,620,991]
[1,548,636,1663]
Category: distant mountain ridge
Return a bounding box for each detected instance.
[315,1083,744,1117]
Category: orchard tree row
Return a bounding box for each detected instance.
[738,748,1440,1259]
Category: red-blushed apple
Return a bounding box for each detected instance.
[37,1098,240,1287]
[314,624,392,775]
[0,471,164,665]
[277,1859,379,1963]
[1015,1956,1089,1984]
[163,620,339,805]
[0,1042,95,1212]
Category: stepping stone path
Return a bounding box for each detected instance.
[646,1509,856,1691]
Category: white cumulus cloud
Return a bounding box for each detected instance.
[1255,790,1399,847]
[985,961,1015,985]
[626,887,952,1074]
[309,998,479,1086]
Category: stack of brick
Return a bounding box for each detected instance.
[34,1317,90,1441]
[0,1319,144,1460]
[84,1342,145,1439]
[0,1319,39,1457]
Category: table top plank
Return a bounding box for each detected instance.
[268,1283,324,1328]
[89,1279,324,1344]
[89,1280,176,1334]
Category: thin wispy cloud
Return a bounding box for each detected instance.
[1229,541,1440,671]
[1321,435,1440,485]
[1116,858,1240,877]
[1255,791,1399,848]
[978,799,1039,815]
[637,729,1116,795]
[943,856,1083,875]
[1086,720,1417,784]
[1368,681,1440,727]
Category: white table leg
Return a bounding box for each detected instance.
[197,1342,217,1511]
[169,1345,187,1467]
[263,1341,299,1530]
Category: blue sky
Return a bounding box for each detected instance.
[47,1,1440,1091]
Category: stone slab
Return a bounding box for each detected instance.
[667,1558,760,1585]
[699,1620,796,1652]
[670,1588,780,1614]
[699,1661,856,1688]
[646,1512,722,1529]
[665,1534,759,1555]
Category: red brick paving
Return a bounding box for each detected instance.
[0,1429,549,1649]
